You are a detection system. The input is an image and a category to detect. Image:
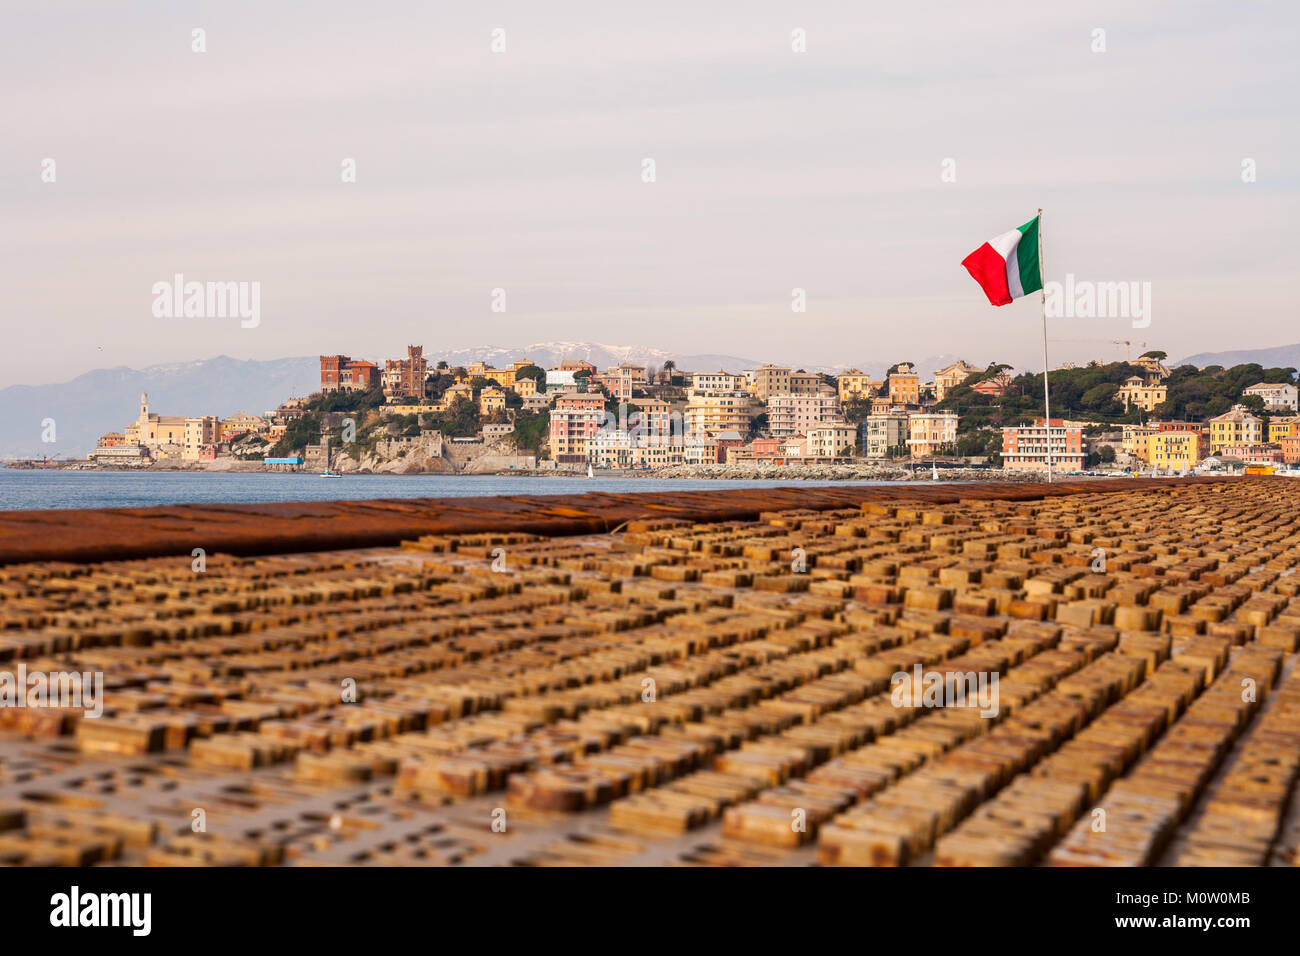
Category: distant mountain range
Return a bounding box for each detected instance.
[433,343,984,381]
[2,343,997,459]
[1,356,319,460]
[431,342,762,375]
[1173,343,1300,371]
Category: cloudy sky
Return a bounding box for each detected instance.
[3,0,1296,385]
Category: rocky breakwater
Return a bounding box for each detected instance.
[639,462,1043,481]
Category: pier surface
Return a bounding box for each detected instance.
[1,478,1298,866]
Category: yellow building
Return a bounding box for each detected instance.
[837,369,875,404]
[933,360,982,401]
[1146,431,1200,468]
[1269,415,1300,443]
[684,391,753,437]
[1116,376,1167,412]
[888,365,920,405]
[1122,423,1156,455]
[479,387,507,415]
[221,413,266,442]
[1209,405,1264,452]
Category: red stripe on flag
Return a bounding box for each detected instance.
[962,242,1012,306]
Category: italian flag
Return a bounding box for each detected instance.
[962,215,1042,306]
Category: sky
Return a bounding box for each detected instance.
[3,0,1297,386]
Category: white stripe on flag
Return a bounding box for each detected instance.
[1006,238,1024,300]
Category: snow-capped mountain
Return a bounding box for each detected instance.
[428,342,761,374]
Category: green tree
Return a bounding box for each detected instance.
[515,364,546,386]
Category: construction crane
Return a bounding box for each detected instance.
[1052,338,1148,363]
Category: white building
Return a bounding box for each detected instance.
[1244,382,1299,412]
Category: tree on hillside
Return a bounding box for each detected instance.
[841,398,875,424]
[515,364,546,386]
[1154,363,1296,420]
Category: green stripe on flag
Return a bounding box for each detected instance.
[1015,216,1042,294]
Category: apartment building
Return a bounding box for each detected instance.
[837,369,875,404]
[864,410,910,458]
[597,364,646,402]
[1146,431,1201,469]
[549,394,606,463]
[1269,415,1300,443]
[382,345,428,399]
[1121,424,1156,456]
[887,364,921,405]
[690,371,747,396]
[789,372,823,394]
[1244,381,1298,412]
[627,398,676,440]
[320,355,379,392]
[933,360,982,401]
[1208,405,1264,452]
[183,416,221,461]
[806,422,856,459]
[684,391,753,437]
[1116,376,1167,412]
[767,391,840,438]
[1001,419,1086,472]
[1282,436,1300,464]
[751,365,791,402]
[906,412,959,457]
[588,428,632,469]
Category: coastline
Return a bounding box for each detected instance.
[4,460,1099,482]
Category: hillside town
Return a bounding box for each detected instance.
[82,345,1300,477]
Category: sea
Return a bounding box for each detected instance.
[0,469,914,512]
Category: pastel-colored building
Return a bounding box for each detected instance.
[1209,405,1264,452]
[1000,419,1086,472]
[550,393,606,463]
[906,412,958,457]
[1146,431,1201,468]
[767,391,840,438]
[864,410,909,458]
[1116,376,1167,412]
[1244,381,1298,412]
[887,364,920,405]
[933,360,982,401]
[837,370,875,404]
[806,422,857,458]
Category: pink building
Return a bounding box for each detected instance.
[549,394,606,464]
[1001,419,1085,472]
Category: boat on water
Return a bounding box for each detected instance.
[587,464,595,479]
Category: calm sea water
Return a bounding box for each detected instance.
[0,468,913,511]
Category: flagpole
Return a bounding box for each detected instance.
[1038,207,1052,483]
